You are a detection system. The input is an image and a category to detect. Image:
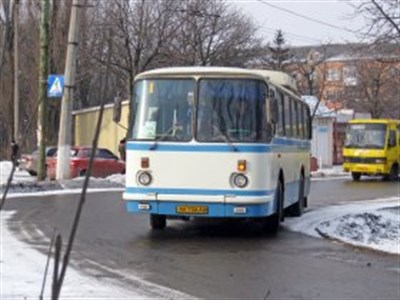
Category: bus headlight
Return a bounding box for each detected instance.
[232,173,248,188]
[375,158,386,164]
[137,171,152,186]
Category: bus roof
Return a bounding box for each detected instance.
[135,67,298,94]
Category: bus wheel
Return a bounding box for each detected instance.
[150,214,166,230]
[290,175,305,217]
[351,172,361,181]
[263,180,283,234]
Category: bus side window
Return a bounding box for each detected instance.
[294,100,300,138]
[276,92,285,136]
[284,96,292,137]
[304,105,312,139]
[291,98,298,138]
[299,103,305,139]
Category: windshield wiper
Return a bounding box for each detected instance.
[345,144,361,149]
[363,144,384,149]
[211,124,239,152]
[149,125,177,150]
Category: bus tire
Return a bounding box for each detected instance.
[150,214,166,230]
[263,180,283,234]
[291,174,305,217]
[351,172,361,181]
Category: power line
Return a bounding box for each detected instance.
[257,0,359,34]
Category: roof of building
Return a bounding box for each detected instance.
[290,43,399,63]
[301,96,336,118]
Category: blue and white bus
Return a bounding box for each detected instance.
[122,67,311,232]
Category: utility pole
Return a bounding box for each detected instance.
[56,0,82,180]
[37,0,50,181]
[13,0,20,143]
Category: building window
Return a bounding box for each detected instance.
[325,90,337,101]
[343,66,358,86]
[326,69,341,81]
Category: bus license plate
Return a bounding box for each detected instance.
[176,205,208,214]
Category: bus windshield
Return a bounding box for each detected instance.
[131,78,269,143]
[197,79,268,143]
[132,79,195,141]
[345,123,387,149]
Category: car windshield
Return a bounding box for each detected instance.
[345,123,387,149]
[30,147,57,157]
[47,147,57,156]
[196,79,268,143]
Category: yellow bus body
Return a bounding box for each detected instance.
[342,119,400,180]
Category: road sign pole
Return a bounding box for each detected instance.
[56,0,82,180]
[13,0,20,143]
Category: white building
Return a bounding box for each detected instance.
[302,96,336,168]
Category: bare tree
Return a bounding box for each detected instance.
[290,47,329,97]
[166,0,260,67]
[343,55,400,118]
[0,0,16,159]
[353,0,400,44]
[0,0,264,157]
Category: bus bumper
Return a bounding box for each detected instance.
[123,193,275,218]
[343,163,389,175]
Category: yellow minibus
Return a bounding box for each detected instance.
[343,119,400,181]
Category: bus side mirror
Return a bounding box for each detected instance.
[113,94,122,123]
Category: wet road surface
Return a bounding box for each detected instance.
[3,177,400,299]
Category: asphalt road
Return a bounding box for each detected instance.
[3,177,400,299]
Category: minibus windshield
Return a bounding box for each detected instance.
[345,123,387,149]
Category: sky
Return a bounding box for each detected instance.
[232,0,366,46]
[1,161,399,298]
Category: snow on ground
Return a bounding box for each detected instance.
[1,160,399,298]
[1,161,195,298]
[311,165,351,181]
[284,197,400,255]
[1,211,140,298]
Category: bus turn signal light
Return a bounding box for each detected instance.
[141,157,149,169]
[237,160,247,172]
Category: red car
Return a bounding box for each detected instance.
[47,147,125,179]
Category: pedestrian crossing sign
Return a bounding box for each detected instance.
[47,75,65,98]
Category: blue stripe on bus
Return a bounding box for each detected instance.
[125,200,274,218]
[125,187,273,197]
[126,143,271,153]
[126,139,310,153]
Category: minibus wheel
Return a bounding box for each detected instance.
[150,214,166,230]
[351,172,361,181]
[388,164,399,181]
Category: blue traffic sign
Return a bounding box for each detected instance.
[47,75,64,98]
